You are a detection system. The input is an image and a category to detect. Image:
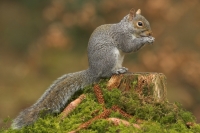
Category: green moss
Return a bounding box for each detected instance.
[2,79,200,133]
[132,80,138,89]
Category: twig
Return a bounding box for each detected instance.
[69,109,112,133]
[111,105,133,119]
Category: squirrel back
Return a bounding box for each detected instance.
[12,8,154,129]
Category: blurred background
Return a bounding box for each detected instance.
[0,0,200,128]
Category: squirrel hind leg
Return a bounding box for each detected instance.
[112,67,128,75]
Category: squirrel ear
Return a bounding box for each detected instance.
[136,9,141,15]
[128,8,135,21]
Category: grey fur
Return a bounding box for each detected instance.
[12,9,154,129]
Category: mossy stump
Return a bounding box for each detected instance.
[3,72,200,133]
[107,72,167,103]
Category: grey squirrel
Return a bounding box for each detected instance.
[12,8,154,129]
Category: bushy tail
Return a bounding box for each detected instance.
[11,106,42,129]
[12,69,96,129]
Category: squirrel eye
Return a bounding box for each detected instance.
[137,21,143,27]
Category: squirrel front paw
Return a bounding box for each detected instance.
[146,36,155,44]
[142,36,155,45]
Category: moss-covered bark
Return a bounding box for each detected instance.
[2,73,200,133]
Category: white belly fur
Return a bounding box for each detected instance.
[113,48,124,70]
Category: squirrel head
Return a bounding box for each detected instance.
[127,8,152,37]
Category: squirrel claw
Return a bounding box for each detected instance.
[113,67,128,75]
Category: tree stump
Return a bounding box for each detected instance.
[107,72,167,103]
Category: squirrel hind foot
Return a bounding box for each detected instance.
[113,67,128,75]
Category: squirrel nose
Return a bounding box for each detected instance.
[148,31,153,36]
[143,31,152,36]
